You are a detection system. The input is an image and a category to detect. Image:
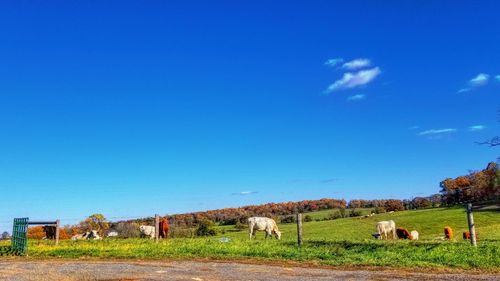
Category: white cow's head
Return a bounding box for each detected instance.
[274,229,281,240]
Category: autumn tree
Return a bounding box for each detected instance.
[440,162,499,204]
[27,226,46,239]
[79,214,109,236]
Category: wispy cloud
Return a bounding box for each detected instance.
[418,128,457,136]
[458,73,490,93]
[347,94,366,101]
[289,178,338,184]
[232,191,258,196]
[327,67,381,92]
[495,75,500,82]
[469,73,490,87]
[408,126,420,130]
[320,178,338,183]
[324,58,344,67]
[342,58,371,70]
[469,125,486,131]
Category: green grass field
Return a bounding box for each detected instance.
[2,207,499,270]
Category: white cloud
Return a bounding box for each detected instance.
[457,73,490,93]
[457,88,471,93]
[232,191,258,196]
[342,58,371,70]
[469,125,486,131]
[469,73,490,87]
[418,128,457,136]
[327,67,381,92]
[324,58,344,67]
[347,94,365,101]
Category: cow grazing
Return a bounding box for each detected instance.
[248,217,281,240]
[463,231,478,240]
[71,230,101,240]
[43,225,57,240]
[410,230,419,240]
[376,220,396,240]
[87,230,102,240]
[159,219,169,239]
[71,232,88,240]
[396,227,412,240]
[139,225,156,239]
[444,227,453,240]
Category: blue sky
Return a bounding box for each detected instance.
[0,1,499,231]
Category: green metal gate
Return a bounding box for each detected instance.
[12,218,29,255]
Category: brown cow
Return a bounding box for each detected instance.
[43,225,57,240]
[463,231,478,240]
[396,227,412,240]
[159,219,169,239]
[444,226,453,240]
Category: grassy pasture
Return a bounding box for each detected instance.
[2,207,499,270]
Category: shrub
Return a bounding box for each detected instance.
[349,209,362,217]
[234,221,247,231]
[195,220,217,236]
[375,207,386,214]
[304,215,313,222]
[170,227,195,238]
[328,211,342,220]
[281,215,296,223]
[339,208,346,218]
[113,222,141,238]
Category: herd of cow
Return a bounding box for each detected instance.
[69,219,170,240]
[40,216,472,242]
[372,220,419,240]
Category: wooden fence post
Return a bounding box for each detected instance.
[466,203,477,246]
[55,219,60,245]
[296,213,303,247]
[155,214,160,243]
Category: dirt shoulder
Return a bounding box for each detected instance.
[0,259,498,281]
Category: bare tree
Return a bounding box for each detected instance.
[476,111,500,160]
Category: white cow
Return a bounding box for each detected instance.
[248,217,281,240]
[376,220,396,240]
[139,225,155,239]
[410,230,419,240]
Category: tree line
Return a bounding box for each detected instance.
[17,161,498,239]
[440,162,499,205]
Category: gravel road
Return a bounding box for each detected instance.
[0,260,498,281]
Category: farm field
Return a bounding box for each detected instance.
[1,207,499,271]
